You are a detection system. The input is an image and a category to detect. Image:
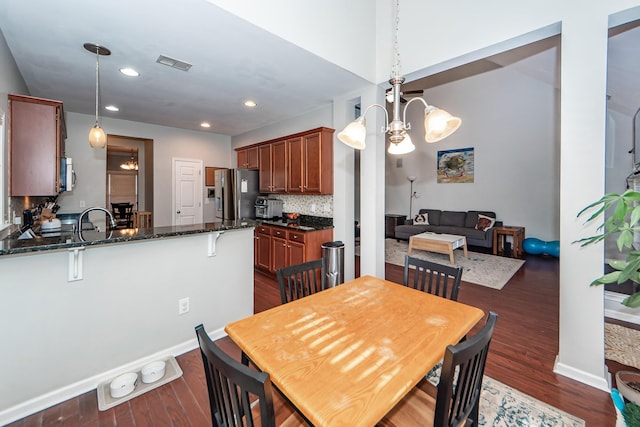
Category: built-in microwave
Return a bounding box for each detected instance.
[60,157,75,192]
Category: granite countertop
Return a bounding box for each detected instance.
[259,214,333,231]
[0,220,258,257]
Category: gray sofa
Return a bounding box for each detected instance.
[394,209,501,248]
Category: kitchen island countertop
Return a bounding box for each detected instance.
[0,220,258,257]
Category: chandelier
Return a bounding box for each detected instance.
[337,0,461,154]
[84,43,110,148]
[120,150,139,171]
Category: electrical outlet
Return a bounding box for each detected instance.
[178,297,190,315]
[79,200,86,208]
[310,203,316,212]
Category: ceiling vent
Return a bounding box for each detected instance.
[156,55,192,71]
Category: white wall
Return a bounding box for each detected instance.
[0,28,27,227]
[386,65,560,241]
[232,105,333,149]
[0,228,254,425]
[57,113,232,225]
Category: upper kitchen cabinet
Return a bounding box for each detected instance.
[236,146,259,169]
[9,94,66,196]
[259,140,287,193]
[286,128,334,194]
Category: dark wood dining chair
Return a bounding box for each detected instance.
[403,255,463,301]
[111,203,133,229]
[379,311,498,427]
[195,324,307,427]
[276,258,326,304]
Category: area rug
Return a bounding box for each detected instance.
[605,322,640,370]
[357,238,525,290]
[426,364,585,426]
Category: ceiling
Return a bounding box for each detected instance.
[0,0,369,136]
[1,1,640,137]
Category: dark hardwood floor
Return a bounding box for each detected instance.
[8,254,628,426]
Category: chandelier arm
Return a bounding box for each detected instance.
[401,97,430,129]
[361,103,390,133]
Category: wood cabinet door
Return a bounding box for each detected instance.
[247,146,259,169]
[286,136,303,193]
[288,240,306,266]
[303,132,323,193]
[10,97,61,196]
[256,233,272,271]
[271,140,287,192]
[271,236,288,272]
[258,144,273,192]
[237,149,248,168]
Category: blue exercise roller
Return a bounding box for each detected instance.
[523,238,559,257]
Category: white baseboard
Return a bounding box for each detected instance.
[0,327,227,426]
[605,291,640,324]
[553,355,611,392]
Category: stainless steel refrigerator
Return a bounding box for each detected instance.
[214,168,259,220]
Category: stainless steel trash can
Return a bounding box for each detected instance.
[322,241,344,288]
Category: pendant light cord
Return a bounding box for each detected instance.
[95,49,100,126]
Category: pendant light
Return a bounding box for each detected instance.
[84,43,111,148]
[337,0,461,153]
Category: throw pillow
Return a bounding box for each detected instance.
[475,214,496,231]
[414,213,428,224]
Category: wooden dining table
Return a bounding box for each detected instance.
[225,275,484,427]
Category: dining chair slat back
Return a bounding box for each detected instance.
[380,311,498,427]
[195,324,277,427]
[276,258,326,304]
[403,255,463,301]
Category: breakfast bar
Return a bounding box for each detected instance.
[0,221,256,422]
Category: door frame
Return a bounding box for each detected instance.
[171,157,204,226]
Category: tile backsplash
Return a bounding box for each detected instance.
[275,194,333,218]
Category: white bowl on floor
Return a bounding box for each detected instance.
[110,372,138,398]
[141,360,166,384]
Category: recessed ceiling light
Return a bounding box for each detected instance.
[244,100,257,108]
[119,68,139,77]
[200,122,211,128]
[105,105,119,112]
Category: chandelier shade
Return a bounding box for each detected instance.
[387,132,415,154]
[337,116,368,150]
[424,107,462,143]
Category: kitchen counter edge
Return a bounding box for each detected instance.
[0,220,258,257]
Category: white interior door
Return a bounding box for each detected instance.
[173,158,203,225]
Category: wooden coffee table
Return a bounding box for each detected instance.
[408,232,468,265]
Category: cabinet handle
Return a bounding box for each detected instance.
[292,235,297,239]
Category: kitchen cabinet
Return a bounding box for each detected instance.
[255,224,333,273]
[258,140,286,193]
[9,94,66,196]
[286,128,334,194]
[237,146,259,169]
[254,225,272,270]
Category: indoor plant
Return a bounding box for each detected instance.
[577,189,640,307]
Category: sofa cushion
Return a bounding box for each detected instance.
[475,214,496,231]
[418,209,441,225]
[440,211,466,227]
[465,211,497,228]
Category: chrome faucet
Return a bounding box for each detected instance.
[77,207,117,242]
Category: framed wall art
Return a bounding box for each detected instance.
[437,147,474,183]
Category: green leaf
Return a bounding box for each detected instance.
[591,271,621,285]
[608,259,629,271]
[623,292,640,307]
